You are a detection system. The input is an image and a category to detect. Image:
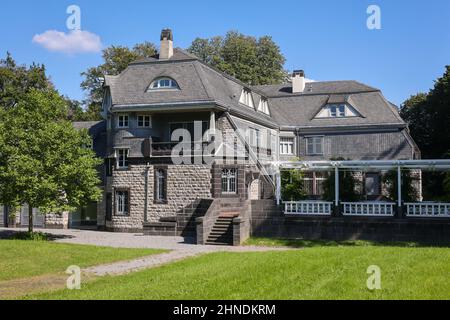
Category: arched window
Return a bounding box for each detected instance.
[149,77,179,90]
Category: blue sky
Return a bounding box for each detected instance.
[0,0,449,105]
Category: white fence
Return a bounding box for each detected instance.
[342,202,396,217]
[284,201,333,216]
[405,203,450,218]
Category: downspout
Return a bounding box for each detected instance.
[144,163,150,222]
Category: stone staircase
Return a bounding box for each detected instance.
[143,199,212,238]
[205,199,246,246]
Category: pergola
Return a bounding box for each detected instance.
[273,160,450,218]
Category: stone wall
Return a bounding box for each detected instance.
[106,164,212,232]
[44,212,69,229]
[250,200,450,244]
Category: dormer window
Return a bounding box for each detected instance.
[258,98,270,115]
[315,104,359,118]
[239,89,254,108]
[149,77,179,90]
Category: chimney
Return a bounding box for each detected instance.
[160,28,173,60]
[292,70,305,93]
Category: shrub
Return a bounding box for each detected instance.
[11,232,48,241]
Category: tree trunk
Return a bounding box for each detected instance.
[28,205,33,233]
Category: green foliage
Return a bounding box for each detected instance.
[188,31,287,85]
[81,42,157,119]
[400,66,450,159]
[12,232,48,241]
[382,170,418,202]
[281,169,306,201]
[323,170,360,202]
[0,52,52,109]
[0,89,102,231]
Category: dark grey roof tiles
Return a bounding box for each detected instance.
[72,121,107,157]
[103,47,403,129]
[253,80,378,97]
[269,91,404,128]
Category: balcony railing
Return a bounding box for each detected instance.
[284,201,333,216]
[342,202,396,217]
[151,142,209,157]
[405,202,450,218]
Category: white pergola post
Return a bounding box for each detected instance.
[335,166,339,208]
[397,165,402,217]
[276,172,282,205]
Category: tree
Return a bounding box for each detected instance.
[400,66,450,199]
[382,170,418,202]
[188,31,287,85]
[281,169,306,201]
[0,52,52,109]
[81,42,158,118]
[323,170,360,202]
[400,66,450,159]
[0,89,102,233]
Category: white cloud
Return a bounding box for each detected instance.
[32,30,102,54]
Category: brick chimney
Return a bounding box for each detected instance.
[292,70,305,93]
[160,28,173,60]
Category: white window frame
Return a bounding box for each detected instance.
[280,137,294,155]
[117,114,129,128]
[149,77,179,90]
[306,136,324,155]
[137,115,152,128]
[239,89,254,108]
[328,104,347,118]
[258,98,270,115]
[221,168,237,194]
[115,190,129,216]
[116,149,129,169]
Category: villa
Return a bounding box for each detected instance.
[2,29,450,245]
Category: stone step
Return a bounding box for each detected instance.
[205,241,233,246]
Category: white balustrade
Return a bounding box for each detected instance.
[405,203,450,218]
[341,202,395,217]
[284,201,333,216]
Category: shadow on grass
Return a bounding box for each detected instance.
[0,229,74,241]
[245,237,450,249]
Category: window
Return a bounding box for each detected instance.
[115,190,129,216]
[116,149,129,169]
[303,172,327,196]
[239,89,254,108]
[154,168,167,203]
[149,77,179,90]
[169,121,209,141]
[105,158,114,176]
[306,136,324,155]
[316,104,358,118]
[221,168,237,194]
[258,98,270,115]
[117,114,129,128]
[280,137,294,155]
[138,115,152,128]
[249,128,260,149]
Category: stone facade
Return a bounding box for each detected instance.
[44,212,69,229]
[105,164,212,232]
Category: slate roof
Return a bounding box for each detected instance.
[73,121,107,158]
[104,48,405,130]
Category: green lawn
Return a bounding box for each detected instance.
[29,245,450,300]
[0,240,165,282]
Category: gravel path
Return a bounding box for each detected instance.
[1,228,293,278]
